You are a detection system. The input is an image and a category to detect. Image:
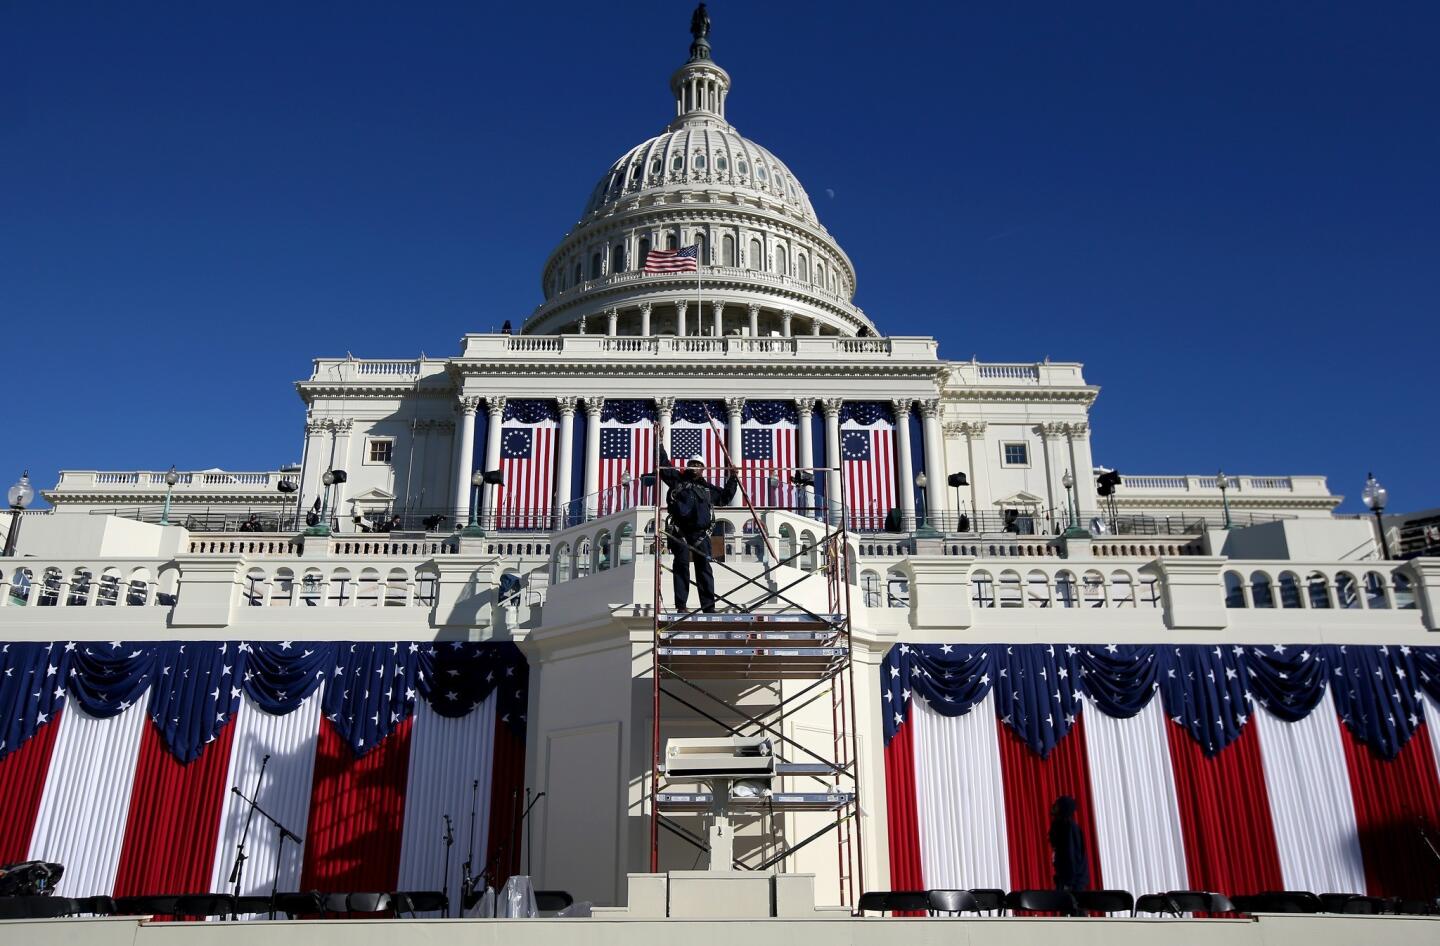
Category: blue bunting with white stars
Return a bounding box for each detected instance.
[883,643,1437,760]
[0,641,527,763]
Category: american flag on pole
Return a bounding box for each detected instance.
[741,401,798,509]
[840,401,896,531]
[643,244,699,274]
[670,400,726,474]
[495,400,557,530]
[597,400,656,516]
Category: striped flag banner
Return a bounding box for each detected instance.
[669,401,727,476]
[643,244,699,274]
[496,400,557,530]
[0,641,528,910]
[597,400,656,516]
[882,642,1440,901]
[740,401,798,510]
[839,401,896,531]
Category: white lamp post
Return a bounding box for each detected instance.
[1216,470,1233,530]
[1362,472,1391,559]
[462,470,486,537]
[914,471,939,537]
[159,465,180,526]
[4,471,35,557]
[1060,469,1088,537]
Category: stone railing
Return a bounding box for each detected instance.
[1117,474,1329,496]
[306,357,451,383]
[947,361,1088,387]
[531,265,857,314]
[459,333,936,363]
[55,470,298,491]
[1,558,176,609]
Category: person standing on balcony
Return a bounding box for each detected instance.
[1049,795,1090,896]
[657,441,738,613]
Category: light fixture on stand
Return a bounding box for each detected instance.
[4,471,35,557]
[1361,472,1391,559]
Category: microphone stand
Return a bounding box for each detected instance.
[481,789,545,892]
[228,754,270,902]
[441,814,455,918]
[229,783,304,920]
[460,779,479,911]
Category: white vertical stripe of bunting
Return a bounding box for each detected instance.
[1253,690,1367,895]
[207,692,324,903]
[1425,695,1440,794]
[1083,697,1189,895]
[395,694,497,915]
[912,695,1010,890]
[28,703,147,896]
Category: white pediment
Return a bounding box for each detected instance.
[991,490,1045,507]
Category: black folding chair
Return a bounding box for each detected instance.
[173,894,237,919]
[392,891,448,917]
[927,889,979,915]
[1005,889,1078,916]
[274,891,325,919]
[75,895,118,916]
[535,890,575,913]
[346,892,395,916]
[1073,889,1134,915]
[1389,898,1439,916]
[0,898,27,919]
[1319,893,1383,914]
[857,890,931,915]
[969,888,1006,915]
[115,895,180,918]
[1135,890,1235,916]
[19,896,81,918]
[232,894,274,917]
[1231,891,1321,914]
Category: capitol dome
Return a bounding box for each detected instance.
[522,17,875,339]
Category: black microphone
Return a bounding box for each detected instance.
[263,753,272,764]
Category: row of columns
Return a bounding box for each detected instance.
[450,394,951,525]
[581,301,816,338]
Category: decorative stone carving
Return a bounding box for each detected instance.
[456,395,483,414]
[819,397,845,417]
[1041,422,1067,439]
[724,396,745,416]
[1067,421,1090,438]
[556,396,579,416]
[891,398,914,418]
[583,397,605,418]
[483,396,507,417]
[795,398,814,418]
[917,399,941,419]
[654,396,677,414]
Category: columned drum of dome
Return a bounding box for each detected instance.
[524,19,873,340]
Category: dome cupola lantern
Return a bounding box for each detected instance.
[671,3,729,127]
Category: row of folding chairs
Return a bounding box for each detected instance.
[0,891,448,921]
[857,888,1440,917]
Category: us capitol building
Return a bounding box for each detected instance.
[3,8,1438,941]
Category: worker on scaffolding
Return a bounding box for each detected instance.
[658,442,740,613]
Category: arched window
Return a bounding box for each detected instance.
[575,538,593,579]
[590,251,602,279]
[1026,570,1050,607]
[722,234,736,266]
[798,254,809,282]
[638,237,650,262]
[774,243,788,276]
[611,243,625,273]
[1055,570,1078,608]
[1335,572,1360,609]
[1111,570,1136,607]
[68,568,92,606]
[573,262,582,285]
[596,530,612,571]
[885,568,910,608]
[1363,571,1390,609]
[971,570,994,608]
[1393,573,1416,609]
[554,543,572,583]
[748,239,762,271]
[1224,571,1246,608]
[385,568,408,606]
[1250,571,1275,608]
[357,568,381,607]
[244,567,266,607]
[666,232,678,250]
[816,260,827,286]
[861,570,882,608]
[694,233,707,263]
[1278,571,1303,608]
[1083,570,1106,607]
[271,568,294,607]
[1306,572,1331,609]
[97,569,122,606]
[617,522,635,565]
[998,569,1022,607]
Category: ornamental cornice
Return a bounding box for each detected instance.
[943,388,1099,405]
[297,383,455,400]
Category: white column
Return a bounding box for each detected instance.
[606,307,619,336]
[639,302,652,337]
[893,399,916,529]
[821,399,843,524]
[781,311,793,338]
[811,318,821,336]
[919,399,950,519]
[961,421,989,526]
[656,397,675,508]
[331,419,353,528]
[1041,422,1067,525]
[676,301,688,337]
[554,397,578,527]
[1067,422,1097,515]
[452,396,480,520]
[712,302,724,337]
[725,397,744,464]
[796,401,815,513]
[583,397,603,518]
[300,419,328,511]
[748,303,760,337]
[481,397,507,522]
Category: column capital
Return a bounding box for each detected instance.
[918,398,941,420]
[724,396,745,417]
[305,419,328,434]
[638,301,653,315]
[819,397,845,418]
[747,302,761,315]
[1066,421,1090,438]
[675,300,689,316]
[556,396,579,416]
[1041,421,1067,440]
[484,395,507,417]
[577,314,587,334]
[891,398,914,418]
[654,396,677,414]
[952,420,987,438]
[795,398,814,418]
[712,301,725,315]
[583,397,605,419]
[456,395,482,415]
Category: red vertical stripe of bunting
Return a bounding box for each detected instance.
[0,717,62,862]
[1337,720,1440,899]
[996,716,1104,893]
[1165,720,1282,896]
[484,719,527,888]
[882,720,923,891]
[300,717,413,893]
[113,720,237,897]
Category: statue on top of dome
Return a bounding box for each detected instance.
[690,4,711,42]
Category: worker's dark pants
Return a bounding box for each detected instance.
[668,526,717,612]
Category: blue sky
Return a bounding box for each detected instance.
[3,2,1435,512]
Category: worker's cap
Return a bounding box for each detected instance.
[686,458,705,468]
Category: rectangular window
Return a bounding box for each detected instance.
[1002,442,1029,467]
[366,439,394,464]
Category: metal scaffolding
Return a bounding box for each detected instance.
[647,447,863,905]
